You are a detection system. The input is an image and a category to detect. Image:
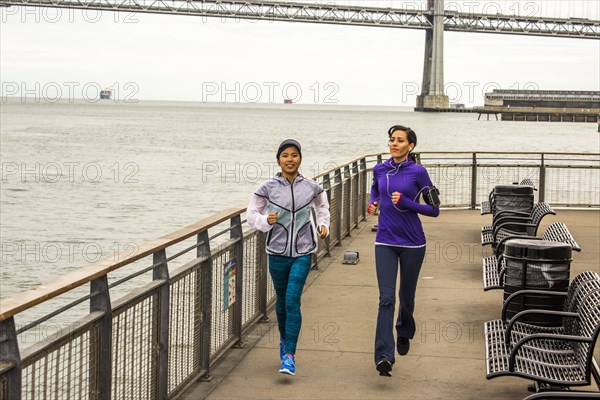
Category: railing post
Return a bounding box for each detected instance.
[343,165,351,237]
[230,215,244,347]
[334,169,342,246]
[352,161,359,229]
[257,232,269,321]
[360,158,368,222]
[323,174,332,256]
[311,252,319,271]
[471,152,478,209]
[153,249,169,400]
[197,231,213,381]
[90,276,112,400]
[539,153,546,203]
[0,317,21,400]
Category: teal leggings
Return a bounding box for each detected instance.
[268,254,312,355]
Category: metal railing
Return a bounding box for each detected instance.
[0,152,598,399]
[411,152,600,208]
[0,155,370,400]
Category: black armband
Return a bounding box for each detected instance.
[423,186,440,207]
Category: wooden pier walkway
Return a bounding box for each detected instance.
[182,209,600,400]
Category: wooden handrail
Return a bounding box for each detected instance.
[0,206,246,321]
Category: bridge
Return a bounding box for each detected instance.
[1,0,599,109]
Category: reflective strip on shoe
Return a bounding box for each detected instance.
[376,359,392,377]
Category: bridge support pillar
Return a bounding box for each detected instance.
[415,0,449,111]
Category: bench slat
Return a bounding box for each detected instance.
[481,200,492,215]
[483,256,502,291]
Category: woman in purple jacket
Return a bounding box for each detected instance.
[367,125,440,377]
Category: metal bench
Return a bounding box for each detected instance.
[480,191,494,215]
[481,202,556,248]
[518,178,537,189]
[523,391,600,399]
[481,179,537,215]
[481,202,554,239]
[485,272,600,345]
[485,275,600,391]
[483,222,581,291]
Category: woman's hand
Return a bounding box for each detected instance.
[391,192,402,205]
[267,211,278,225]
[367,202,379,215]
[317,225,328,239]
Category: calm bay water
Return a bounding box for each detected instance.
[1,99,599,300]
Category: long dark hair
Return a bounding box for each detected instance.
[387,125,417,162]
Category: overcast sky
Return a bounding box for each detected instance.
[1,0,599,106]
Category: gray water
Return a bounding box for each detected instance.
[1,99,599,300]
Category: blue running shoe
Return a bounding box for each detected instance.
[279,354,295,375]
[279,338,286,360]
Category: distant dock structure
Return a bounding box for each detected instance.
[475,89,600,122]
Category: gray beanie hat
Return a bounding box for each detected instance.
[276,139,302,159]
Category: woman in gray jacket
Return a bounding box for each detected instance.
[247,139,330,376]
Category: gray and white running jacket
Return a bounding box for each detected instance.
[247,174,330,258]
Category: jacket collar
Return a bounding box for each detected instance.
[275,172,304,185]
[383,157,414,170]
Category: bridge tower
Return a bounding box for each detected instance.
[416,0,449,110]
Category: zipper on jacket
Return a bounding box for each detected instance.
[289,178,296,257]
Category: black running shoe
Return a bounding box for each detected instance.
[376,359,392,377]
[397,337,410,356]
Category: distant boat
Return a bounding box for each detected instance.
[283,99,293,104]
[100,88,112,100]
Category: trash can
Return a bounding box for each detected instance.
[503,238,572,326]
[493,185,534,233]
[493,184,534,215]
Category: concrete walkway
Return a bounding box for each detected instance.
[182,209,600,400]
